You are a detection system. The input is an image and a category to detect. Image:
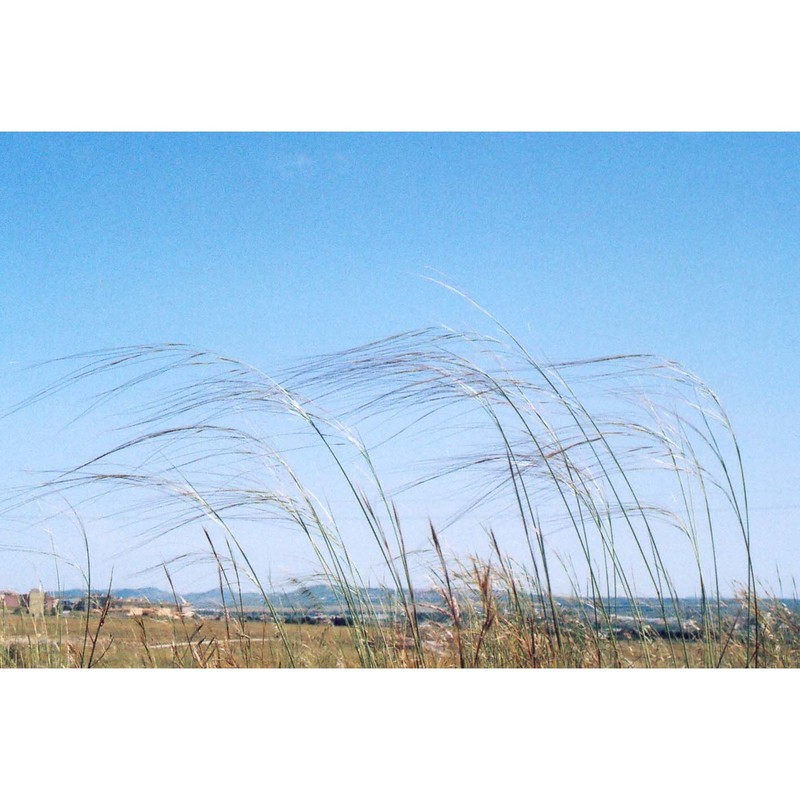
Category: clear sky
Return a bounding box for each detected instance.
[1,132,798,593]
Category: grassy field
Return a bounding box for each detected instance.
[4,595,799,668]
[1,613,360,668]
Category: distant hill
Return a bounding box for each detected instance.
[56,586,176,603]
[52,584,422,611]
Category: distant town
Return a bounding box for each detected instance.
[0,589,195,619]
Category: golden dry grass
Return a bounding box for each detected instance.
[3,603,797,668]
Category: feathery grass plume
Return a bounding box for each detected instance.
[1,307,758,667]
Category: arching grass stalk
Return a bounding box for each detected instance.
[3,305,756,668]
[424,283,747,662]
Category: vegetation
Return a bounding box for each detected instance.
[2,302,794,667]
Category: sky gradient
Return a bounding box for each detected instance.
[1,133,798,592]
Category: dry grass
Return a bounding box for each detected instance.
[2,595,797,668]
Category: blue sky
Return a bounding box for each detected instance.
[1,132,798,593]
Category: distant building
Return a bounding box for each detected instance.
[0,590,21,612]
[20,589,58,616]
[104,597,194,619]
[26,589,46,616]
[154,600,195,619]
[1,589,58,615]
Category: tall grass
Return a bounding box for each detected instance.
[1,309,771,667]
